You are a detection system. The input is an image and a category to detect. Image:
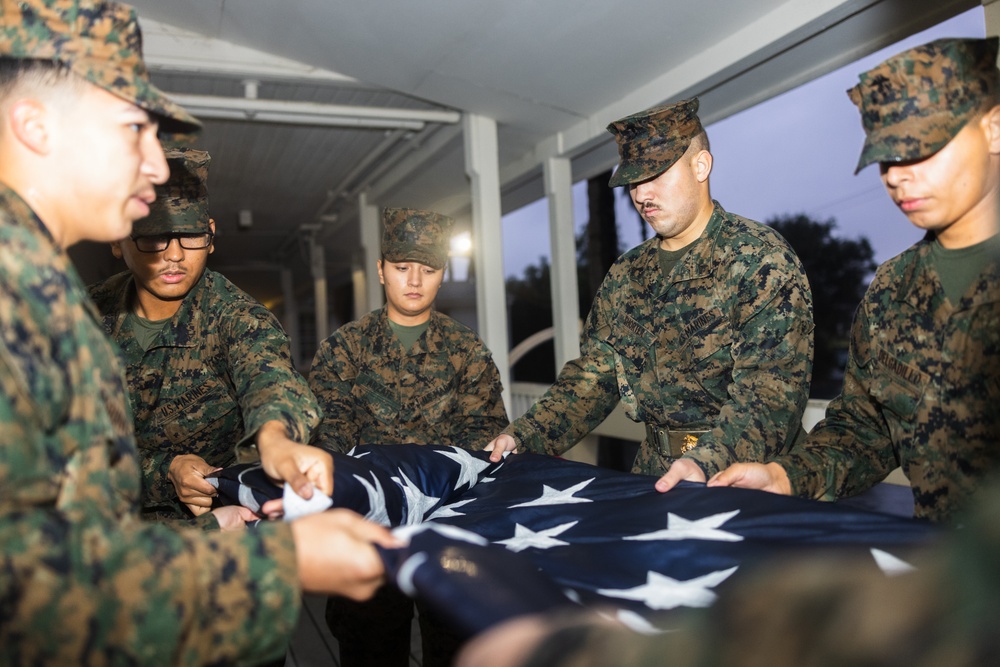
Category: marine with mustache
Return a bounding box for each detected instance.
[487,97,814,487]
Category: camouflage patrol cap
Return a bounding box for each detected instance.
[132,147,210,236]
[606,97,704,188]
[848,37,1000,173]
[381,208,453,270]
[0,0,200,136]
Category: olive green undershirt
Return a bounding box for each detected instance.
[127,311,171,352]
[930,234,1000,305]
[389,319,430,352]
[658,242,695,277]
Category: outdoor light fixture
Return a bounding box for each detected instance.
[450,231,472,256]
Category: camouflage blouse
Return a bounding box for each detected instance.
[309,307,508,453]
[780,237,1000,522]
[90,269,320,518]
[504,201,814,478]
[0,186,299,664]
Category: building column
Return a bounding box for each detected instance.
[280,268,301,368]
[310,238,328,344]
[544,156,581,371]
[463,112,511,413]
[357,191,383,320]
[986,0,1000,44]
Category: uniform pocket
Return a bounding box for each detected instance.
[680,309,731,364]
[679,310,733,398]
[353,371,400,425]
[868,346,926,423]
[158,383,240,453]
[420,387,459,425]
[605,314,654,375]
[605,316,654,419]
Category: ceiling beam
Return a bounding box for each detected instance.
[166,93,461,130]
[498,0,974,189]
[141,17,368,86]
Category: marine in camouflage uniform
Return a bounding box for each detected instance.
[309,208,508,453]
[0,1,300,662]
[770,37,1000,522]
[499,98,813,479]
[311,208,508,667]
[311,308,509,452]
[90,147,320,520]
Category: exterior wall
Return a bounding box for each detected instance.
[986,0,1000,38]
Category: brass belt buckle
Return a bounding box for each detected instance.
[679,433,699,455]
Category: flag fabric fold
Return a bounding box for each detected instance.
[209,444,938,637]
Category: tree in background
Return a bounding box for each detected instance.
[505,258,561,383]
[766,214,877,398]
[582,171,620,314]
[506,171,619,383]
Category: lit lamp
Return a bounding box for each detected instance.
[450,231,472,256]
[449,231,472,281]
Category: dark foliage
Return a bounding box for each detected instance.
[766,214,877,398]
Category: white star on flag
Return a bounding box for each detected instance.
[871,548,917,576]
[428,498,477,520]
[394,521,489,547]
[496,521,578,552]
[598,567,738,610]
[510,478,595,508]
[625,510,743,542]
[436,447,491,490]
[392,470,441,524]
[354,473,391,526]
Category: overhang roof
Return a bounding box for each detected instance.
[113,0,975,305]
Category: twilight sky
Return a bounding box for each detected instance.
[500,7,986,281]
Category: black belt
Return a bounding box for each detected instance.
[644,423,709,458]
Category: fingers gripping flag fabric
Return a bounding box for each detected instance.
[209,445,938,637]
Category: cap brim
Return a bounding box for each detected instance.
[854,111,968,173]
[383,248,447,270]
[73,58,201,137]
[608,158,672,188]
[136,79,202,137]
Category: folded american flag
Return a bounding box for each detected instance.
[209,444,938,637]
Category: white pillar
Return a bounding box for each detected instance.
[986,0,1000,42]
[463,112,511,414]
[544,156,581,372]
[358,191,383,319]
[310,239,328,344]
[351,258,366,324]
[280,268,301,368]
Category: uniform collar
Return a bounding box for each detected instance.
[0,183,57,245]
[374,306,443,357]
[0,184,105,327]
[896,236,999,312]
[118,268,210,348]
[630,200,726,294]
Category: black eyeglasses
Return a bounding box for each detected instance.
[130,233,214,253]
